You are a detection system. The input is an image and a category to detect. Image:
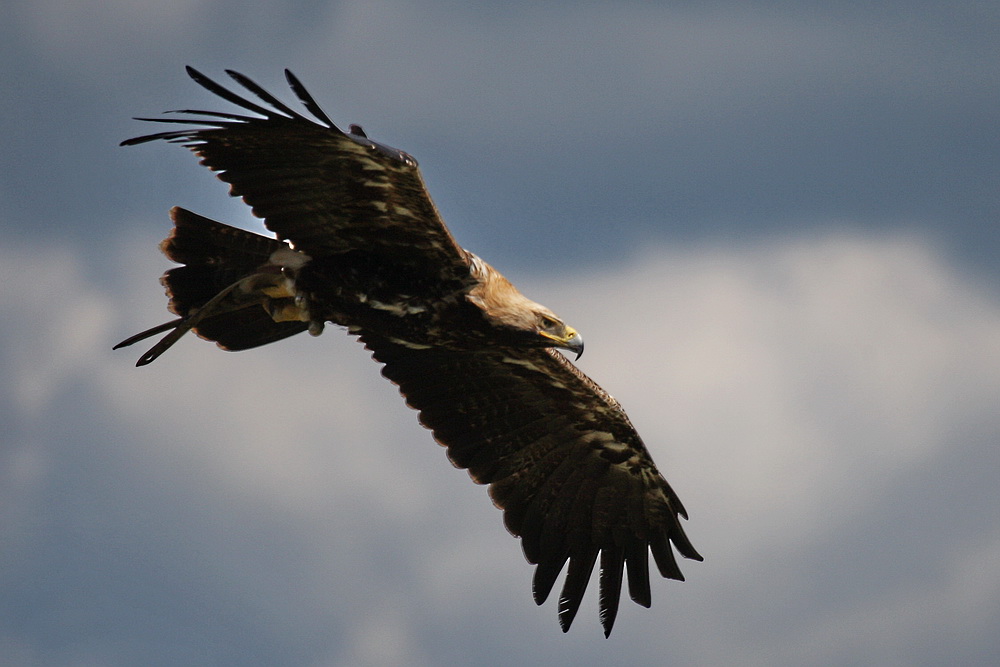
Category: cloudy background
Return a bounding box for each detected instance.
[3,2,999,665]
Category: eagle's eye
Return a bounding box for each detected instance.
[539,315,561,331]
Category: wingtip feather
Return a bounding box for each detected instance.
[284,69,337,128]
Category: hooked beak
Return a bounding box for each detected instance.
[540,326,585,360]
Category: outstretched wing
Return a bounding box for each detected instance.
[123,67,471,281]
[361,333,703,636]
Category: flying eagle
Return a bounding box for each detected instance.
[116,67,701,636]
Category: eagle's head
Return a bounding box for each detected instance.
[533,310,584,359]
[466,254,584,359]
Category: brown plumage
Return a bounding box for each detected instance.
[116,68,701,636]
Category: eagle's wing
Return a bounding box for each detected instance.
[123,67,471,280]
[361,333,703,636]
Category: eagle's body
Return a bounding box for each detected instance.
[117,68,701,636]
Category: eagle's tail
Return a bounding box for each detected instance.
[114,207,310,366]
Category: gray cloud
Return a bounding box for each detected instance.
[3,227,998,665]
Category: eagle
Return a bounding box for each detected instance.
[115,67,701,636]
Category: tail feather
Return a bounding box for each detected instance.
[161,206,282,266]
[116,207,309,365]
[160,206,283,317]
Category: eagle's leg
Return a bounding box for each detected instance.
[265,294,324,336]
[115,270,309,366]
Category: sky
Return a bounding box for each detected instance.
[2,2,999,665]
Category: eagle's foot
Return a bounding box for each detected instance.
[269,289,323,336]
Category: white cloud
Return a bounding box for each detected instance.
[2,228,998,663]
[532,232,998,544]
[532,232,1000,663]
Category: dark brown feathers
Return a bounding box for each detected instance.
[123,68,470,281]
[117,68,701,636]
[362,335,701,636]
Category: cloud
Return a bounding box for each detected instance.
[2,226,998,664]
[294,2,998,142]
[537,232,1000,664]
[4,2,998,663]
[14,0,204,70]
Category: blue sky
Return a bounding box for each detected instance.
[3,2,999,666]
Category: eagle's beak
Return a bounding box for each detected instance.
[541,326,584,360]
